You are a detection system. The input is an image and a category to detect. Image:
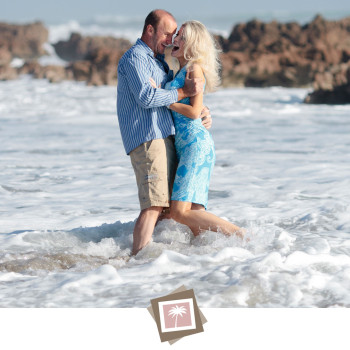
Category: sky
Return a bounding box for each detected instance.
[1,0,350,24]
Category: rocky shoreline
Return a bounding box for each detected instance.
[1,15,350,104]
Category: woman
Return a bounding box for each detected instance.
[152,20,244,238]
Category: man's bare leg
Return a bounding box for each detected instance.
[132,206,163,256]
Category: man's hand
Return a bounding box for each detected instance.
[200,106,212,129]
[149,77,160,88]
[183,68,204,97]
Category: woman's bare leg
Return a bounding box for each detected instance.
[171,200,244,238]
[191,203,205,211]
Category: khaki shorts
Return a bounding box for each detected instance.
[130,136,177,210]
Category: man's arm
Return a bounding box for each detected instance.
[168,64,205,119]
[149,72,212,128]
[149,71,204,102]
[177,68,204,100]
[200,106,212,129]
[171,66,211,129]
[123,52,178,109]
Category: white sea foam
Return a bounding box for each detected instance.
[0,77,350,307]
[47,19,142,44]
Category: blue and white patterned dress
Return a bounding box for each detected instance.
[165,66,215,209]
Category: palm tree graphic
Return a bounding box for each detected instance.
[168,305,187,328]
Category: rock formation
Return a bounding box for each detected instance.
[0,21,48,60]
[304,66,350,104]
[1,16,350,103]
[48,33,131,85]
[0,21,48,80]
[53,33,131,61]
[218,15,350,90]
[0,22,131,85]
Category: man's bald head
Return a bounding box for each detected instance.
[142,9,176,35]
[141,9,177,56]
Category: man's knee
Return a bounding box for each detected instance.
[140,206,163,220]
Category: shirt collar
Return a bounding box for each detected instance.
[136,38,167,62]
[136,38,155,57]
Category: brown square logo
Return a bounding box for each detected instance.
[148,286,207,344]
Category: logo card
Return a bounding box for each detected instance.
[148,286,206,343]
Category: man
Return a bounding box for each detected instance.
[117,9,211,255]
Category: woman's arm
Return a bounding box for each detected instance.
[168,64,204,119]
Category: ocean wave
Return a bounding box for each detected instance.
[1,79,350,307]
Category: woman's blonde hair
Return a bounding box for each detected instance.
[181,20,221,92]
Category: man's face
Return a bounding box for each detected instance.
[151,16,177,55]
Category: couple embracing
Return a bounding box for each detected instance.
[117,9,244,255]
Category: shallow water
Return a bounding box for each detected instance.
[1,77,350,307]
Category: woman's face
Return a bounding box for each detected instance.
[171,26,186,59]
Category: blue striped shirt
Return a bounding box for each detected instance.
[117,39,178,155]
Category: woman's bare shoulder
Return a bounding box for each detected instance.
[188,63,204,79]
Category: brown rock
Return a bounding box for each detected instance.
[64,48,122,86]
[18,61,43,75]
[86,48,122,85]
[305,66,350,104]
[49,33,130,86]
[34,65,68,83]
[220,51,249,86]
[69,61,91,81]
[53,33,131,61]
[0,47,12,66]
[2,16,350,91]
[220,15,350,87]
[304,82,350,104]
[0,22,48,60]
[0,65,18,80]
[17,60,72,83]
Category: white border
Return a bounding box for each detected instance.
[1,308,349,349]
[158,298,196,333]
